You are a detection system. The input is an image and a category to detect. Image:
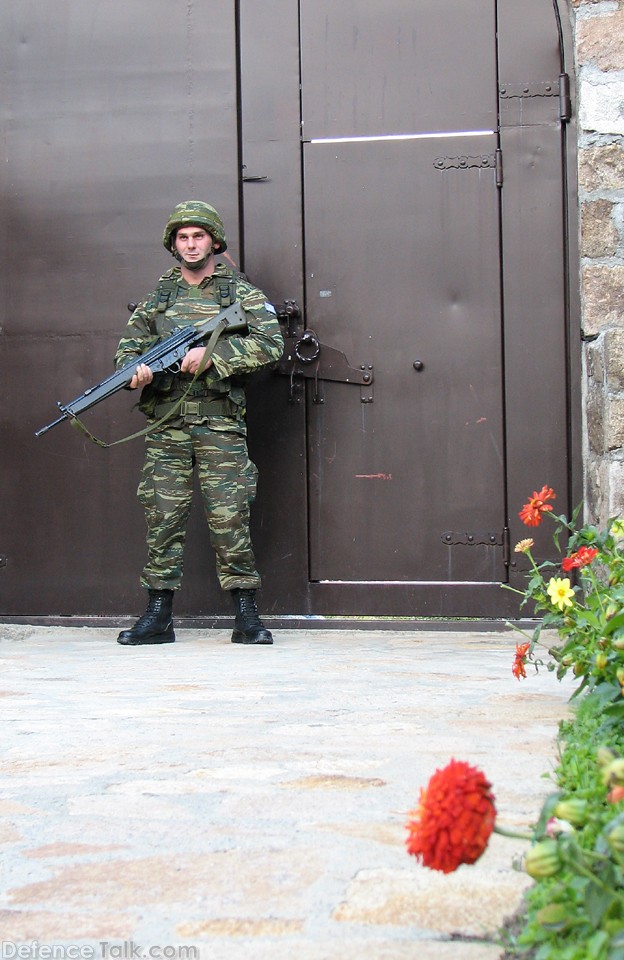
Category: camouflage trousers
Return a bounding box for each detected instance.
[137,421,261,592]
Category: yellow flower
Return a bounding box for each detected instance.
[546,577,574,611]
[610,518,624,538]
[514,538,535,554]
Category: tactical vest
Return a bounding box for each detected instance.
[139,269,246,423]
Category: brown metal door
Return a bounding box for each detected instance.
[0,0,576,622]
[0,0,240,617]
[299,0,504,585]
[240,0,576,619]
[303,135,505,582]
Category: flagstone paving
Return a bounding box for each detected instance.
[0,624,575,959]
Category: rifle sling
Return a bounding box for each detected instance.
[69,318,229,448]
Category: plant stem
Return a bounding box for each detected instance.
[494,825,534,841]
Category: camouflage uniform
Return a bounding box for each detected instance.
[114,263,283,593]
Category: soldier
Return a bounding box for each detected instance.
[115,201,283,647]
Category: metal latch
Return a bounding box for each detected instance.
[275,305,374,405]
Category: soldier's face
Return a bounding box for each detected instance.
[174,226,214,266]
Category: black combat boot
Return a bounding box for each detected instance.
[117,589,175,645]
[230,588,273,645]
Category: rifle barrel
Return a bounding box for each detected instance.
[35,415,67,438]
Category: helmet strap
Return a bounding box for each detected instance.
[180,253,212,272]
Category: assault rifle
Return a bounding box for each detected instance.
[35,301,247,438]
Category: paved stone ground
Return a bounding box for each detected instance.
[0,624,576,959]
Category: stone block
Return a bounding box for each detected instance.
[605,328,624,390]
[607,459,624,517]
[577,12,624,71]
[580,72,624,136]
[581,264,624,334]
[583,339,604,461]
[584,456,609,527]
[579,142,624,194]
[581,199,618,257]
[606,397,624,450]
[585,383,605,456]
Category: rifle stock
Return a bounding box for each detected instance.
[35,302,247,438]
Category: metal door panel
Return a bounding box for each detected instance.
[238,0,309,613]
[501,122,571,588]
[300,0,498,140]
[1,0,239,616]
[497,0,563,85]
[303,134,505,582]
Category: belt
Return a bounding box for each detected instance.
[153,397,237,419]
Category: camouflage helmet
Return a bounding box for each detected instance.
[162,200,227,254]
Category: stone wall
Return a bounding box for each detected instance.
[571,0,624,523]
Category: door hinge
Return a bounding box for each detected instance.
[433,150,502,186]
[441,531,504,547]
[433,154,497,172]
[503,526,511,566]
[499,73,571,123]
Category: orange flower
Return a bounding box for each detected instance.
[607,786,624,804]
[512,642,531,680]
[405,759,496,873]
[519,486,556,527]
[562,546,599,572]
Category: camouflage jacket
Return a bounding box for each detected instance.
[114,263,284,421]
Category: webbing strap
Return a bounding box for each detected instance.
[70,319,228,447]
[156,278,178,312]
[214,275,237,307]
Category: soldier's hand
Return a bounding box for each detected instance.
[129,363,154,389]
[181,346,213,376]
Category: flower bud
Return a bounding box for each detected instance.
[598,747,617,768]
[546,817,575,837]
[553,798,588,827]
[612,637,624,650]
[606,823,624,855]
[536,902,573,930]
[525,839,562,879]
[603,759,624,787]
[606,603,620,620]
[595,652,608,670]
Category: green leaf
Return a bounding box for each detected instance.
[604,611,624,636]
[534,791,564,837]
[587,930,610,959]
[585,881,615,928]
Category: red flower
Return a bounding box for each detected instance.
[519,486,556,527]
[561,546,599,572]
[405,759,496,873]
[512,642,531,681]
